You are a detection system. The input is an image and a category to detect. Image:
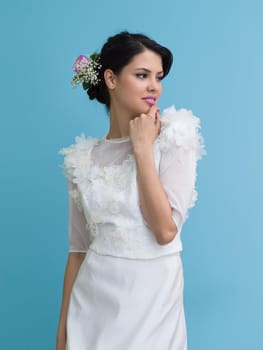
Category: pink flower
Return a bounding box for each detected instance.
[73,55,89,72]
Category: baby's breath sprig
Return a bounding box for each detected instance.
[71,53,102,90]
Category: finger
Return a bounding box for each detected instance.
[148,105,159,120]
[155,112,160,125]
[151,108,160,124]
[149,104,159,115]
[155,114,161,133]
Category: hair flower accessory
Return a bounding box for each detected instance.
[71,52,102,90]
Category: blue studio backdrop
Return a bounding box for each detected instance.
[0,0,262,349]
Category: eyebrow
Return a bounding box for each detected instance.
[135,68,164,74]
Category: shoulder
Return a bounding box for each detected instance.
[59,134,99,183]
[158,105,206,160]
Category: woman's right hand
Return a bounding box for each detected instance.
[129,105,161,152]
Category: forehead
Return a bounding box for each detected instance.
[127,49,163,70]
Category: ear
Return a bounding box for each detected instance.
[104,69,117,90]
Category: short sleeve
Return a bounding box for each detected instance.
[158,105,206,231]
[68,180,91,252]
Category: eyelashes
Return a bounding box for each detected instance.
[135,73,164,81]
[136,73,147,79]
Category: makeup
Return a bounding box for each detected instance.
[142,96,157,105]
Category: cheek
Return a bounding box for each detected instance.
[158,84,163,96]
[125,83,144,100]
[123,79,138,94]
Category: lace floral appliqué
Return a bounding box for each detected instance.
[159,105,206,160]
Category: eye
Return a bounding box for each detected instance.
[156,75,164,81]
[136,73,147,79]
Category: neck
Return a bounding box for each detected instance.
[106,104,131,139]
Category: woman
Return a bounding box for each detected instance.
[56,31,205,350]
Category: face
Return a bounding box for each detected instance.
[107,49,164,118]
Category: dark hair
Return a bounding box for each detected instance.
[87,31,173,108]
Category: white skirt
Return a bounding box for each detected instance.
[66,249,187,350]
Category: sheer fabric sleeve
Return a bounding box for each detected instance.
[158,106,205,231]
[59,135,98,253]
[159,147,197,231]
[68,181,91,252]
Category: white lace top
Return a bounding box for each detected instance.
[59,106,205,259]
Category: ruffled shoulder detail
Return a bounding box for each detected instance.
[158,105,206,160]
[59,134,99,184]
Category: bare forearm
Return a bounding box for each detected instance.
[56,252,86,349]
[134,145,177,245]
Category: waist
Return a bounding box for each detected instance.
[87,223,182,259]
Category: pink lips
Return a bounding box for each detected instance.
[142,96,157,106]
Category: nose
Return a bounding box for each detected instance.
[147,76,160,93]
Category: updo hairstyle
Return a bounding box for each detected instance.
[87,31,173,108]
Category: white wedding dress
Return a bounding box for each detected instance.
[60,106,205,350]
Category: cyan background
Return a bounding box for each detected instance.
[0,0,262,349]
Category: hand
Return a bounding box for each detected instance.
[129,105,161,151]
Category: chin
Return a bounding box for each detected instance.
[129,104,151,118]
[138,104,152,114]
